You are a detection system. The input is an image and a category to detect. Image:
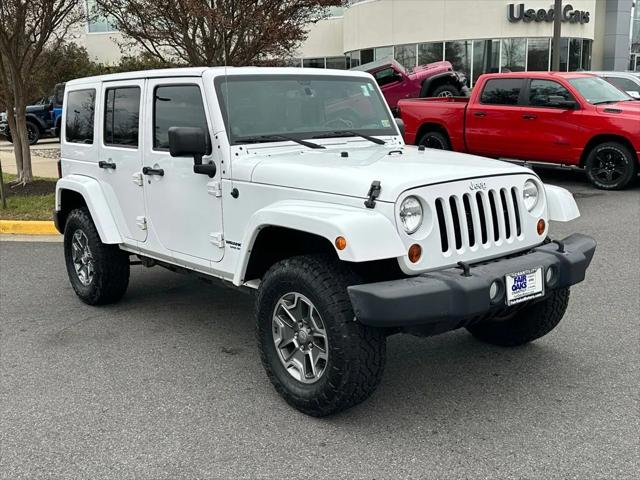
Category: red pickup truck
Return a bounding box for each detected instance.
[399,72,640,190]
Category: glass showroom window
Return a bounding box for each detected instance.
[581,39,592,70]
[86,0,117,33]
[326,56,348,70]
[527,38,550,71]
[395,44,417,70]
[569,38,582,71]
[348,51,361,68]
[418,42,444,65]
[375,46,394,61]
[303,58,325,68]
[501,38,526,72]
[361,49,374,65]
[473,39,500,84]
[445,41,471,80]
[551,38,569,71]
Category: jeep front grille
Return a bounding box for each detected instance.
[435,187,522,253]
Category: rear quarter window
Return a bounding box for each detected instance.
[480,79,523,105]
[65,89,96,144]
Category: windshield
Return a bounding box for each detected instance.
[215,75,396,145]
[568,76,632,104]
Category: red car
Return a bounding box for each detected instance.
[399,72,640,190]
[352,57,469,113]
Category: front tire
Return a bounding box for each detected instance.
[432,84,461,98]
[466,289,570,347]
[256,255,386,416]
[584,141,637,190]
[26,121,40,145]
[63,208,130,305]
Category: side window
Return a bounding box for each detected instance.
[104,86,141,147]
[528,79,574,107]
[153,85,208,150]
[374,68,401,87]
[480,79,523,105]
[65,89,96,144]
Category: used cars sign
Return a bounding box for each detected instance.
[508,3,590,24]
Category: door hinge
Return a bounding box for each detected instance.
[209,232,224,248]
[207,180,222,197]
[132,172,143,186]
[136,216,147,230]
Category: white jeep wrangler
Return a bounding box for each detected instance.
[55,67,596,416]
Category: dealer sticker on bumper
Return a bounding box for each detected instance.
[505,267,544,306]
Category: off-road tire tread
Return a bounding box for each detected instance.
[256,254,386,416]
[64,207,130,305]
[467,288,570,347]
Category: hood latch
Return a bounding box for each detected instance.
[364,180,381,209]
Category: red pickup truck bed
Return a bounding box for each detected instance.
[398,72,640,190]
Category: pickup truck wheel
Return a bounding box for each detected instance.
[418,131,451,150]
[63,207,130,305]
[585,142,637,190]
[256,255,386,416]
[432,84,460,98]
[26,121,40,145]
[466,288,570,347]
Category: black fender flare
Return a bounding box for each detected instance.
[420,72,463,98]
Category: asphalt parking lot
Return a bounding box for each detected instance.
[1,170,638,479]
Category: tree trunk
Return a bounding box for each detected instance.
[12,82,33,184]
[4,98,24,183]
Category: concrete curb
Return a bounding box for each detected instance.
[0,220,59,235]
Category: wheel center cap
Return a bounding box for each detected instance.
[298,328,310,344]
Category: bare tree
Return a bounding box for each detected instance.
[0,0,84,185]
[97,0,342,66]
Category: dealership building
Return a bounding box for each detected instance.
[82,0,639,86]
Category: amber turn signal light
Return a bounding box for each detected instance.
[408,244,422,263]
[537,219,546,235]
[335,236,347,250]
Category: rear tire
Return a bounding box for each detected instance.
[466,289,570,347]
[584,141,637,190]
[63,208,130,305]
[256,255,386,416]
[418,131,451,150]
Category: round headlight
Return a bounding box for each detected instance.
[522,179,539,212]
[399,196,423,234]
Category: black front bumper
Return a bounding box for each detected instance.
[348,234,596,329]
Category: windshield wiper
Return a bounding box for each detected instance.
[235,134,325,149]
[592,100,629,105]
[313,131,386,145]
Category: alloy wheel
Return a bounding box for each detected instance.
[71,230,95,286]
[591,148,628,186]
[272,292,328,384]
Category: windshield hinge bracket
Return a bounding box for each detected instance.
[364,180,381,209]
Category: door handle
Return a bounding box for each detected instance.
[142,166,165,176]
[98,160,116,170]
[473,111,487,117]
[522,114,538,120]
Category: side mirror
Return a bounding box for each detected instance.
[168,126,216,177]
[54,84,65,106]
[395,117,405,138]
[547,95,578,109]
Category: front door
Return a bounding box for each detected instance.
[99,80,147,242]
[142,78,224,264]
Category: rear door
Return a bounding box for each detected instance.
[465,78,526,158]
[518,78,583,164]
[98,80,147,242]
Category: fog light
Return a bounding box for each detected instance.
[537,219,546,235]
[545,266,556,285]
[408,244,422,263]
[489,280,502,302]
[335,236,347,250]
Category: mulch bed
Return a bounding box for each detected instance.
[1,179,56,197]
